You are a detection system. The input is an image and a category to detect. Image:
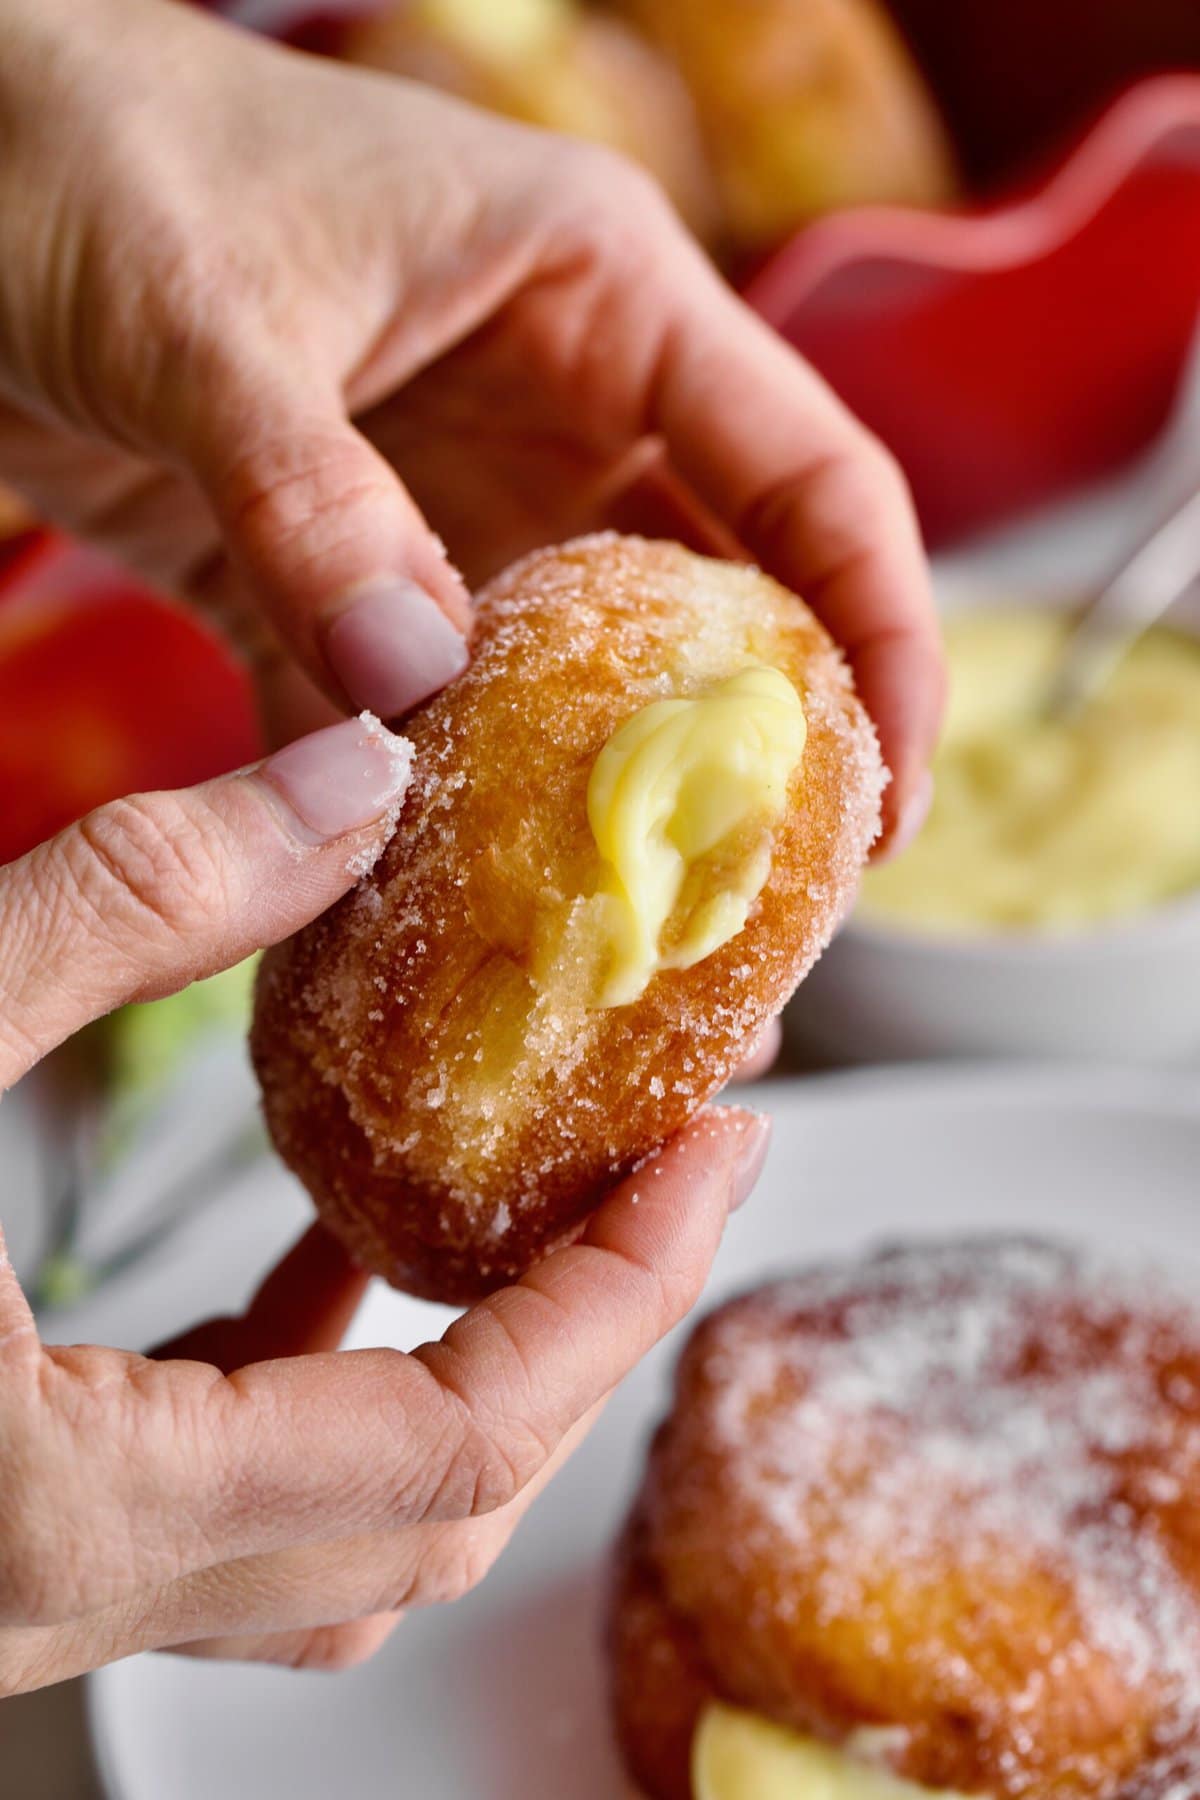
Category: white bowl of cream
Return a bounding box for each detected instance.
[787,581,1200,1064]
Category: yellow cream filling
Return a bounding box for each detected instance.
[585,665,806,1008]
[693,1704,973,1800]
[860,612,1200,934]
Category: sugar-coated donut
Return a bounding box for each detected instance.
[609,1239,1200,1799]
[251,535,882,1303]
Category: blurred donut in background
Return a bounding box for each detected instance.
[610,1238,1200,1799]
[603,0,956,255]
[337,0,721,240]
[328,0,956,259]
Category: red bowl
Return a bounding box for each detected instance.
[0,533,260,864]
[744,76,1200,546]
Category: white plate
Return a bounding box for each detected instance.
[88,1065,1200,1800]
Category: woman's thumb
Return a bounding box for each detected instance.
[0,714,413,1090]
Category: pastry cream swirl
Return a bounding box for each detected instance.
[586,665,805,1007]
[693,1703,974,1800]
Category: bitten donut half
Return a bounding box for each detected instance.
[252,534,882,1302]
[610,1239,1200,1800]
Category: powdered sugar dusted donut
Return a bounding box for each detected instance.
[610,1238,1200,1799]
[251,535,882,1302]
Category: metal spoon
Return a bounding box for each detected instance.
[1042,484,1200,718]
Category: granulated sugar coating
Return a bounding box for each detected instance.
[343,712,415,880]
[609,1238,1200,1800]
[251,535,882,1303]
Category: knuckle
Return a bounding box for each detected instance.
[554,135,626,192]
[410,1338,559,1525]
[400,1533,498,1610]
[743,441,908,580]
[69,794,234,950]
[664,1255,703,1322]
[433,1527,502,1603]
[562,140,675,236]
[61,183,238,440]
[141,229,242,348]
[371,1516,503,1613]
[212,429,392,567]
[419,1415,526,1522]
[609,1231,703,1331]
[855,429,913,512]
[392,1363,533,1525]
[640,1247,698,1334]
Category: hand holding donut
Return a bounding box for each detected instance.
[0,719,767,1691]
[0,0,937,1690]
[0,0,941,843]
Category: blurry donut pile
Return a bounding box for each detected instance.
[324,0,957,262]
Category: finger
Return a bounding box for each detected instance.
[0,713,413,1089]
[154,1224,370,1368]
[61,1109,767,1619]
[300,1111,767,1539]
[180,366,471,723]
[651,269,945,849]
[162,1404,603,1668]
[411,1108,770,1514]
[20,1403,603,1687]
[731,1017,782,1083]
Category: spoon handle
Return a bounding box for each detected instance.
[1046,485,1200,717]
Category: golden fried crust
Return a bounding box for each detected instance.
[251,535,881,1303]
[609,1503,713,1800]
[609,1240,1200,1799]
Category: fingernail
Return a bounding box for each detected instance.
[881,770,933,862]
[729,1113,772,1212]
[257,713,414,843]
[322,581,469,719]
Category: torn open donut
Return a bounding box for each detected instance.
[251,534,882,1302]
